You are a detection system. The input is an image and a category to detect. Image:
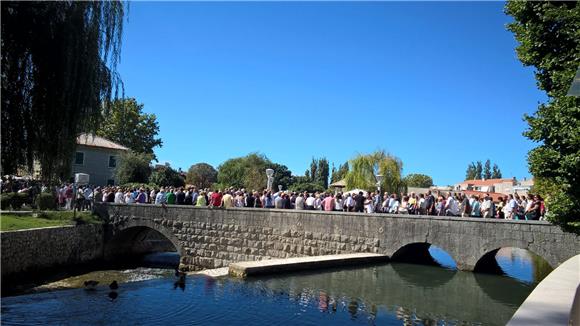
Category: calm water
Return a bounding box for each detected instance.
[2,248,548,326]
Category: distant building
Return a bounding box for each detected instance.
[454,178,533,196]
[72,133,128,186]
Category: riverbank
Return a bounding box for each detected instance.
[0,210,100,231]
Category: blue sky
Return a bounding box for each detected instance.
[118,2,546,186]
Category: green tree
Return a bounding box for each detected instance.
[483,159,492,179]
[186,163,217,189]
[475,161,483,180]
[506,0,580,232]
[1,2,125,181]
[344,150,405,193]
[217,157,246,189]
[97,98,162,159]
[465,162,477,180]
[270,163,294,191]
[491,164,503,179]
[309,158,318,183]
[331,162,349,183]
[116,151,152,184]
[288,182,326,193]
[150,165,184,187]
[316,158,330,189]
[403,174,434,188]
[217,153,270,190]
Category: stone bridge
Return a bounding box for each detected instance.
[95,203,579,272]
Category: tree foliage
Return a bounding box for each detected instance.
[505,0,580,232]
[465,160,502,180]
[149,165,184,188]
[97,98,162,159]
[491,164,503,179]
[483,160,492,179]
[217,153,270,190]
[304,157,330,189]
[186,163,217,189]
[288,182,325,193]
[403,174,434,188]
[475,161,483,180]
[116,151,152,185]
[331,161,349,185]
[465,162,477,180]
[1,2,125,181]
[344,150,405,193]
[270,163,294,191]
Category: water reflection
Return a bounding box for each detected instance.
[3,246,552,326]
[2,262,536,326]
[495,248,552,283]
[253,263,533,326]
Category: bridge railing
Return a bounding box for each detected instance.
[95,202,553,226]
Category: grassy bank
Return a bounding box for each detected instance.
[0,211,101,231]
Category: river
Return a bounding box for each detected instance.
[1,248,550,325]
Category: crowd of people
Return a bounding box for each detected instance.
[1,174,544,221]
[79,185,545,221]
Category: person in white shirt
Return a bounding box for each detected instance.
[481,196,493,218]
[125,191,135,204]
[150,189,157,204]
[445,194,460,216]
[506,194,517,219]
[114,188,124,204]
[334,194,343,211]
[295,194,305,210]
[388,195,400,214]
[155,188,167,204]
[345,194,354,212]
[305,194,316,210]
[398,196,410,214]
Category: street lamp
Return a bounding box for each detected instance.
[266,169,274,191]
[375,174,384,194]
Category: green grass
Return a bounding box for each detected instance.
[0,211,102,231]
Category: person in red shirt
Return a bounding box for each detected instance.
[210,190,223,208]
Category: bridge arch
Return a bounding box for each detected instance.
[473,238,557,274]
[104,218,185,262]
[390,241,459,269]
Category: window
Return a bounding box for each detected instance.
[108,155,117,168]
[75,152,84,165]
[107,179,115,186]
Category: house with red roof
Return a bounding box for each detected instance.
[454,177,533,196]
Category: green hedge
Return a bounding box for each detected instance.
[120,182,159,190]
[36,193,57,210]
[0,193,31,210]
[1,193,12,210]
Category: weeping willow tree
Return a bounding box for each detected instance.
[344,150,405,193]
[1,1,125,182]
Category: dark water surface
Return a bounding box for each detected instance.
[2,248,544,326]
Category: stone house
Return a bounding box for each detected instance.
[72,133,128,186]
[454,178,534,196]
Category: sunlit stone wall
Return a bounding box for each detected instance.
[98,204,579,272]
[1,224,104,278]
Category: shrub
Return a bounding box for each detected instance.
[288,182,326,193]
[1,193,14,210]
[36,192,57,210]
[121,182,159,190]
[10,193,29,210]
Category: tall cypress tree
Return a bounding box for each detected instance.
[475,161,483,180]
[483,159,492,179]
